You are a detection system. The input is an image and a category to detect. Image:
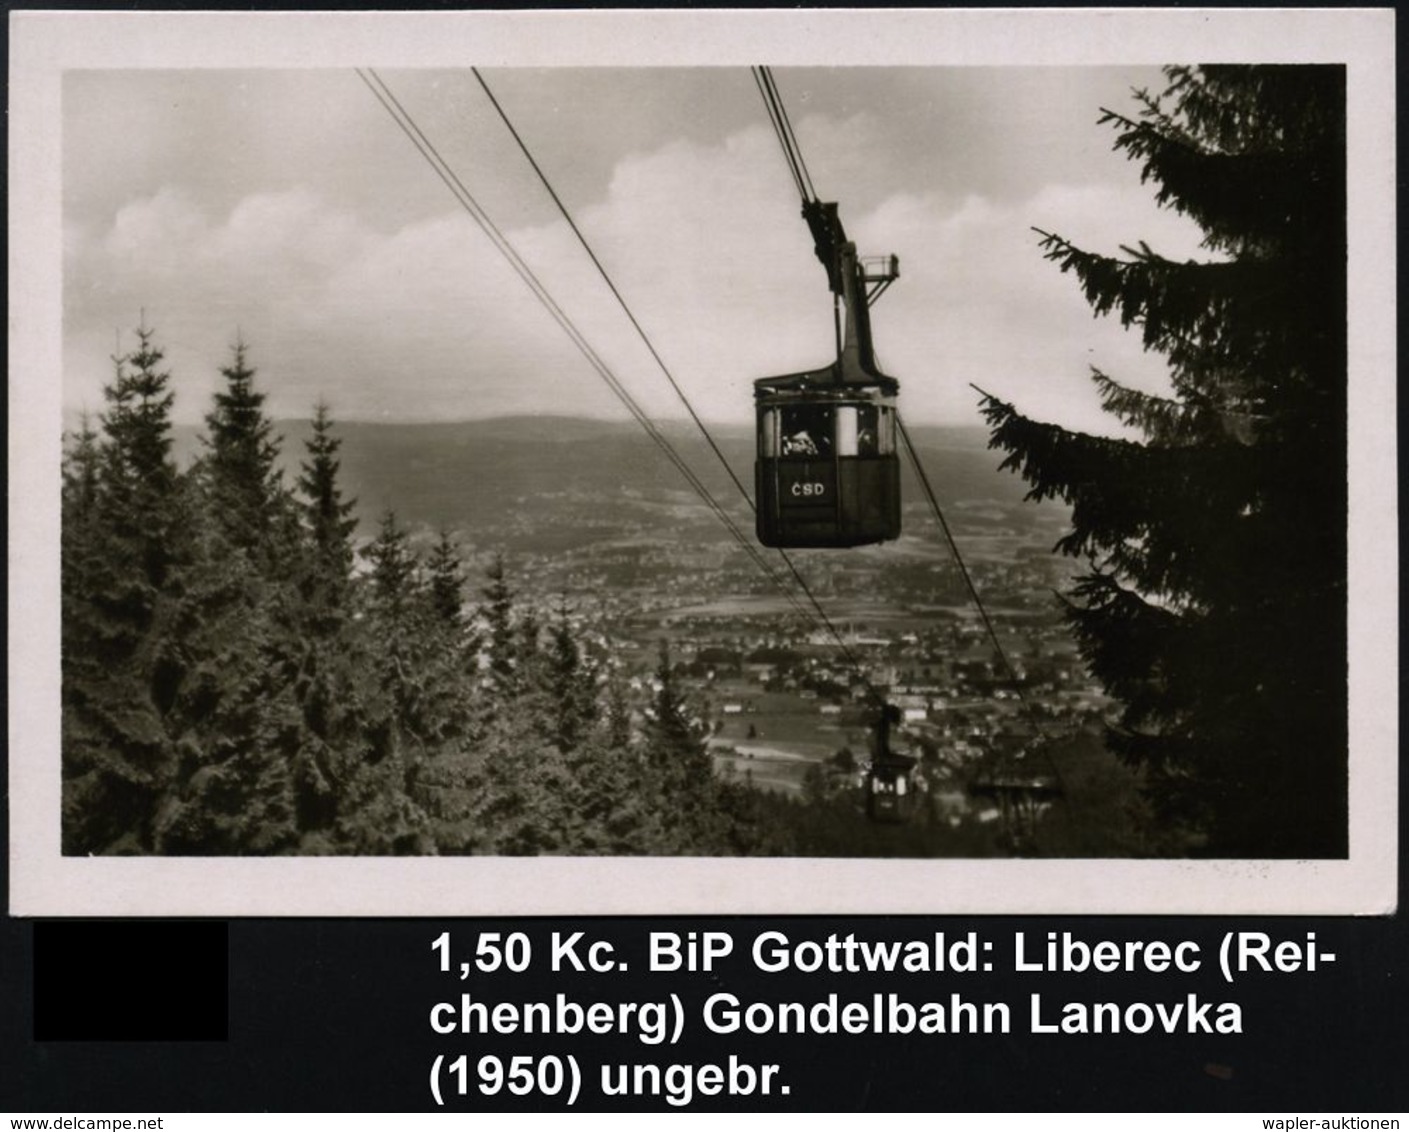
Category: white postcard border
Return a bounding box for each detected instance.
[8,8,1397,916]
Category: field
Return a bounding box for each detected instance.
[707,694,870,795]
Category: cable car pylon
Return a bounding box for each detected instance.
[752,67,903,549]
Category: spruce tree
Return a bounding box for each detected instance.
[546,601,598,753]
[202,339,287,557]
[62,328,185,853]
[353,509,453,852]
[150,335,321,854]
[152,563,302,855]
[289,402,362,843]
[646,641,697,756]
[399,528,488,850]
[603,672,634,752]
[418,529,479,745]
[101,325,178,516]
[426,529,467,628]
[296,401,358,616]
[643,641,721,852]
[470,715,573,855]
[362,510,432,741]
[561,728,653,855]
[366,509,421,616]
[980,65,1346,856]
[479,555,518,696]
[541,604,615,851]
[62,413,103,518]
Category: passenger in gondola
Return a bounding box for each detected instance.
[783,430,820,456]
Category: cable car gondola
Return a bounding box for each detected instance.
[865,759,915,823]
[863,703,913,823]
[756,199,902,548]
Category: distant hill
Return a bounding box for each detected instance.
[143,415,1053,551]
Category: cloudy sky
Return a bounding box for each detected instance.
[63,64,1211,432]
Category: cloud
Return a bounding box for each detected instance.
[846,179,1207,430]
[64,98,1208,437]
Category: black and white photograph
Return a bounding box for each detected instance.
[8,10,1396,915]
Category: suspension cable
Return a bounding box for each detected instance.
[897,414,1023,695]
[361,68,891,711]
[753,68,810,203]
[361,66,1072,766]
[471,68,756,515]
[356,68,813,627]
[897,412,1068,794]
[778,547,891,710]
[467,67,889,710]
[753,66,818,205]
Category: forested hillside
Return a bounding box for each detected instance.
[61,329,781,856]
[62,328,1011,857]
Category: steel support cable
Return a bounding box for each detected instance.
[774,547,890,711]
[470,68,756,516]
[896,412,1068,798]
[364,69,887,713]
[753,66,817,205]
[764,67,819,203]
[753,72,798,197]
[896,414,1023,693]
[752,67,811,204]
[356,69,814,626]
[470,67,888,708]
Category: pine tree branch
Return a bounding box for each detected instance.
[1034,229,1318,358]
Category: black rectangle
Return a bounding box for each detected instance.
[34,920,229,1041]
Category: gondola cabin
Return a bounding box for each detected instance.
[863,704,911,823]
[755,199,903,549]
[755,372,900,547]
[865,762,910,823]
